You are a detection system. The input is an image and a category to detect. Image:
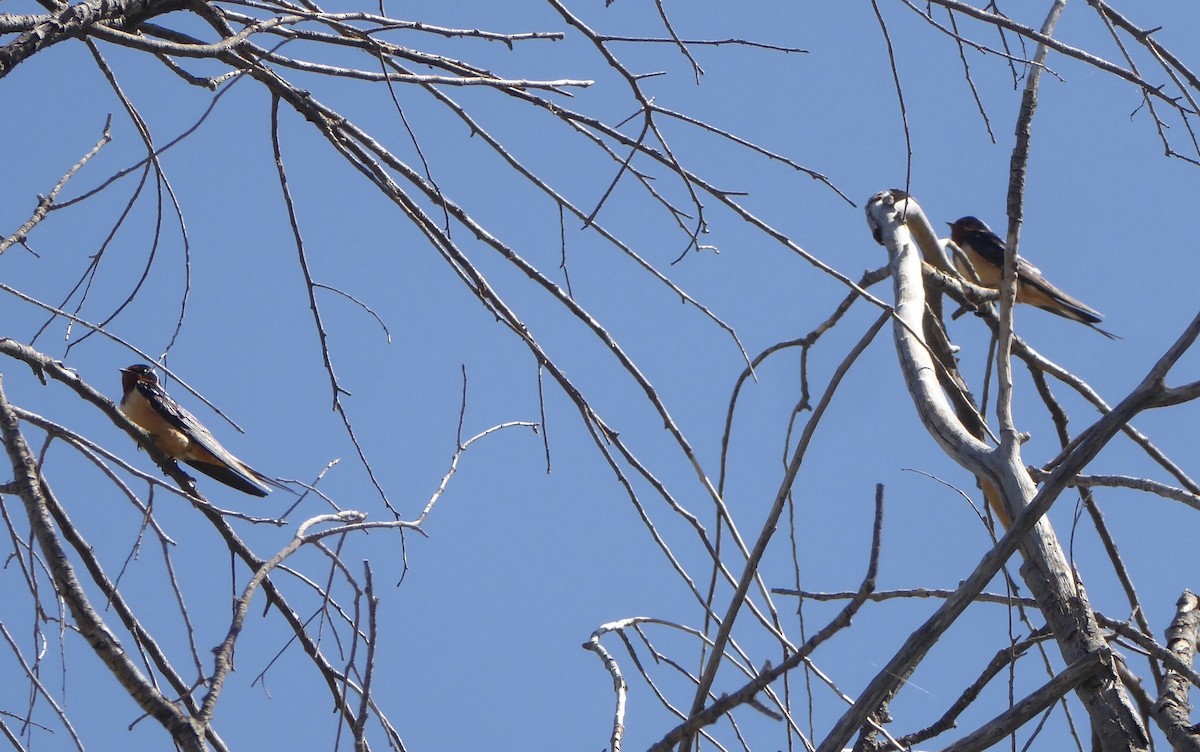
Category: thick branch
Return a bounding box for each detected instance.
[0,0,190,77]
[1153,591,1200,751]
[941,651,1105,752]
[836,191,1153,752]
[0,375,206,750]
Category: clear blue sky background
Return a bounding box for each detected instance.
[1,2,1198,750]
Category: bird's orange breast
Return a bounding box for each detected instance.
[955,246,1004,289]
[119,391,192,458]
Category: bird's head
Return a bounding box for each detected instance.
[947,215,990,244]
[120,364,159,393]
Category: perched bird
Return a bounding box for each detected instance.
[947,216,1116,339]
[119,364,272,496]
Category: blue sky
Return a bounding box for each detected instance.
[1,2,1199,750]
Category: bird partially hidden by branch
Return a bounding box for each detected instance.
[947,216,1118,339]
[119,364,273,497]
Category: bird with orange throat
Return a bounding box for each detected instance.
[119,364,272,497]
[947,216,1116,339]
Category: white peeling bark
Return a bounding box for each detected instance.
[860,189,1149,752]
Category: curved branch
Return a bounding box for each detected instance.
[836,190,1156,752]
[0,376,206,750]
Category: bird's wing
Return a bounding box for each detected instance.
[136,381,271,496]
[1013,258,1105,324]
[972,232,1107,325]
[183,458,272,497]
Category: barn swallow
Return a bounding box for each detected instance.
[947,216,1116,339]
[119,364,271,496]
